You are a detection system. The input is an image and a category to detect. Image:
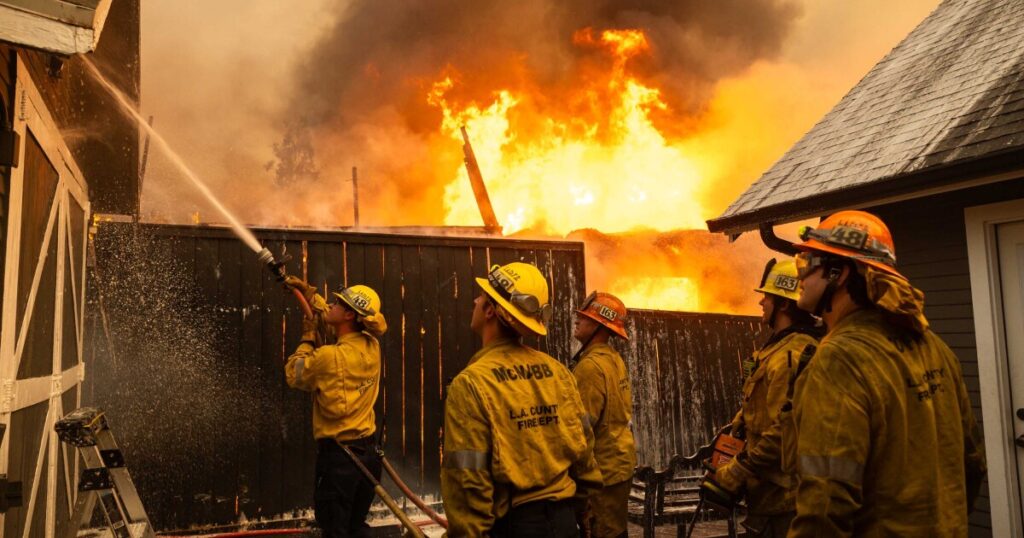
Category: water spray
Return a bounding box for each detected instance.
[81,58,317,321]
[82,56,446,532]
[81,57,263,254]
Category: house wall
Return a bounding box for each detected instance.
[869,175,1024,537]
[0,49,93,537]
[0,6,138,532]
[1,47,12,323]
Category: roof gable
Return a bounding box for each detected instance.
[710,0,1024,233]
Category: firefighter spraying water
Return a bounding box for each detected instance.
[260,249,447,535]
[84,54,440,536]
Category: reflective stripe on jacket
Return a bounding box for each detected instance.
[573,343,637,486]
[285,331,380,442]
[789,309,986,537]
[441,338,603,537]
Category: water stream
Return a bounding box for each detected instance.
[81,57,264,254]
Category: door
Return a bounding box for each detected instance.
[997,220,1024,507]
[0,56,89,537]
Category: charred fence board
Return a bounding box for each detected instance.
[620,310,763,469]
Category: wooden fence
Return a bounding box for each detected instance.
[85,222,763,529]
[86,223,587,529]
[620,310,764,469]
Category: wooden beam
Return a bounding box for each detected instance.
[0,0,112,54]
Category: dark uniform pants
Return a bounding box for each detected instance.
[315,437,382,538]
[590,479,631,538]
[492,499,579,538]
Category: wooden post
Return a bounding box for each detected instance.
[460,126,501,233]
[352,166,360,228]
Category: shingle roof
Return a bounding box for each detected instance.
[708,0,1024,234]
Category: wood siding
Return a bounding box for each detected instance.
[870,176,1024,537]
[1,47,12,337]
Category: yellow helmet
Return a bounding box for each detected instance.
[755,258,800,302]
[476,262,552,337]
[333,284,381,317]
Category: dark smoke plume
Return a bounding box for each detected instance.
[271,0,801,225]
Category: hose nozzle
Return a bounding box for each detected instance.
[257,247,290,281]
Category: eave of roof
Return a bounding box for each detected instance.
[709,0,1024,236]
[0,0,112,55]
[706,145,1024,235]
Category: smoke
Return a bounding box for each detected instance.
[269,0,801,225]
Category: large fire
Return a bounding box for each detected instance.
[424,28,762,312]
[430,28,709,236]
[608,276,700,312]
[141,1,941,315]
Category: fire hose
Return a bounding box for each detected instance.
[381,455,449,528]
[258,248,448,531]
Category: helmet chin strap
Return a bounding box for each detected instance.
[492,304,522,336]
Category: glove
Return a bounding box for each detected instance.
[360,312,388,337]
[699,474,740,508]
[283,275,317,303]
[714,456,754,494]
[300,316,317,344]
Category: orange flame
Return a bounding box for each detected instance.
[608,276,699,311]
[431,28,711,236]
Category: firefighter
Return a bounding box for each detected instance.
[788,210,986,537]
[707,259,822,537]
[283,278,388,538]
[573,291,634,536]
[570,291,636,538]
[442,262,603,538]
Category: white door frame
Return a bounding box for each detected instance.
[965,196,1024,538]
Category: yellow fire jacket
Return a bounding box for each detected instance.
[285,331,381,442]
[441,338,603,537]
[789,309,986,537]
[718,327,820,515]
[573,343,637,486]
